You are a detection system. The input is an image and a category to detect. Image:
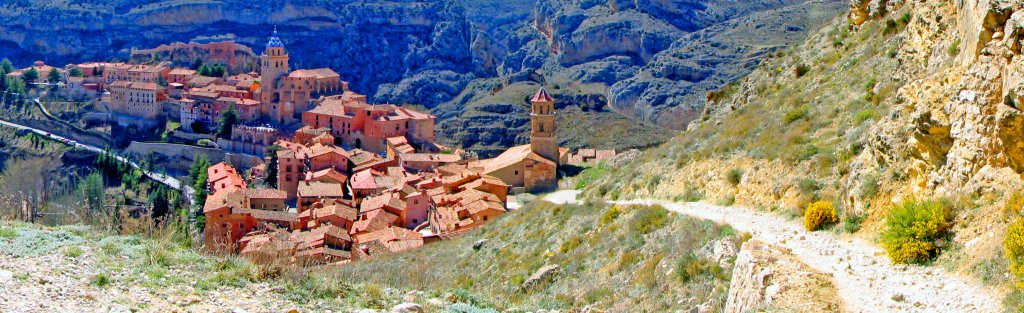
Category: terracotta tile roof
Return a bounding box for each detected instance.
[202,187,245,214]
[307,168,348,184]
[297,181,346,198]
[351,209,399,235]
[237,208,299,223]
[531,87,554,103]
[479,144,556,175]
[361,192,405,213]
[289,68,339,79]
[241,188,287,200]
[399,153,461,163]
[168,68,196,76]
[350,169,380,190]
[208,162,245,191]
[315,204,358,223]
[354,226,423,253]
[109,80,132,88]
[308,143,349,158]
[129,64,166,73]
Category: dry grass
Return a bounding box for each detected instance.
[329,200,738,311]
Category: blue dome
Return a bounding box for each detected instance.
[266,30,285,48]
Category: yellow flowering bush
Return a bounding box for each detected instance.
[881,200,951,264]
[1004,219,1024,287]
[803,201,838,231]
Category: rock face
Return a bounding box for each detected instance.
[725,240,841,313]
[0,0,844,152]
[0,0,475,98]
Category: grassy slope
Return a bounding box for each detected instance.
[332,200,739,312]
[0,200,739,312]
[582,7,913,213]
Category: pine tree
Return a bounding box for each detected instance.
[69,67,83,77]
[216,105,239,138]
[265,145,282,189]
[47,68,61,84]
[0,58,13,73]
[22,68,38,83]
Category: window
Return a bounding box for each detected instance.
[514,170,519,175]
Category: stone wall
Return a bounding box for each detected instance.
[124,141,264,173]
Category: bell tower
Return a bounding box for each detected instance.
[260,27,290,121]
[530,88,558,164]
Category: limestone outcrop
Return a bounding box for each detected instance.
[724,240,841,313]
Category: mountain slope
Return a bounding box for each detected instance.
[584,0,1024,303]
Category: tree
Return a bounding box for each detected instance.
[21,68,38,83]
[81,172,105,215]
[47,68,61,84]
[0,58,13,73]
[0,69,7,96]
[188,154,210,184]
[148,184,171,219]
[197,64,210,77]
[211,64,226,77]
[193,58,204,70]
[156,75,168,87]
[69,67,83,77]
[216,105,239,138]
[265,145,282,189]
[5,76,25,104]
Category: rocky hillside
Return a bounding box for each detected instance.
[0,0,843,154]
[0,0,476,100]
[585,0,1024,304]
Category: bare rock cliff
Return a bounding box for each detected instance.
[725,240,841,313]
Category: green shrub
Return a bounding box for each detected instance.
[803,201,838,231]
[948,38,961,56]
[797,178,820,196]
[683,188,704,202]
[859,175,880,199]
[628,206,670,235]
[726,168,744,186]
[1005,219,1024,287]
[783,106,809,124]
[91,272,111,287]
[854,109,876,124]
[881,200,952,264]
[0,227,15,239]
[843,211,867,233]
[674,253,725,283]
[600,206,622,225]
[65,246,84,258]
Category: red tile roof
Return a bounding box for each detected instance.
[531,87,553,103]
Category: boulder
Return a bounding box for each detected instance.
[518,264,560,291]
[391,303,424,313]
[697,237,739,268]
[472,239,488,251]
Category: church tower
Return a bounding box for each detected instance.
[260,28,290,122]
[530,88,558,164]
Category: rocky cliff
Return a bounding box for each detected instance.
[0,0,475,98]
[0,0,843,153]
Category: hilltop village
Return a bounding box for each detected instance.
[3,30,619,264]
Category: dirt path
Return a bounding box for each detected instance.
[543,190,1003,313]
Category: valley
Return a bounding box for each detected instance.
[4,0,1024,312]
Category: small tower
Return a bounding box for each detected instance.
[530,88,558,164]
[260,27,290,121]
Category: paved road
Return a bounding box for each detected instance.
[0,118,193,203]
[543,190,1002,313]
